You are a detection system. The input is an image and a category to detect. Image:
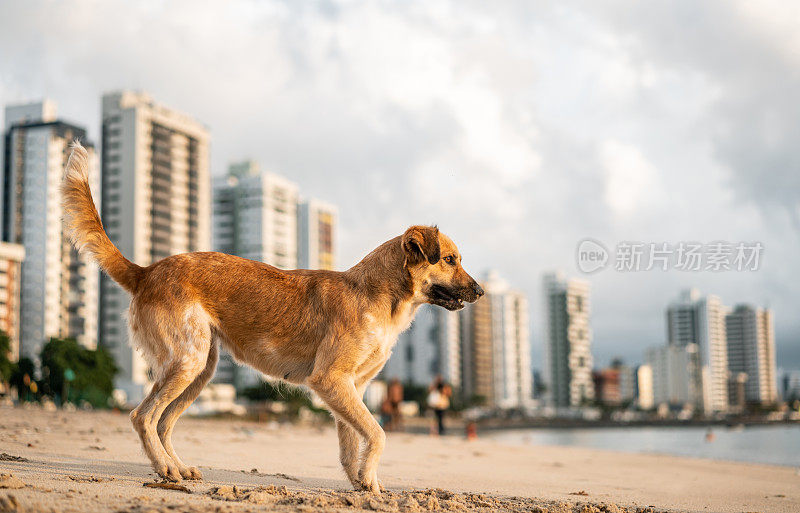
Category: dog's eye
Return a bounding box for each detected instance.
[444,256,456,266]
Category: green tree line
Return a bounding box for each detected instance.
[0,333,117,408]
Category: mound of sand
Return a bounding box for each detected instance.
[198,484,656,513]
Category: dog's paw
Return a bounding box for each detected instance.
[357,471,383,494]
[356,482,380,494]
[180,465,203,480]
[154,462,183,482]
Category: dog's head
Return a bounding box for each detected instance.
[401,225,484,311]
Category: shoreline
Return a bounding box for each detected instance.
[486,426,800,468]
[474,417,800,431]
[1,406,798,513]
[397,414,800,437]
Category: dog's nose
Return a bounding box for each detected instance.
[474,283,485,298]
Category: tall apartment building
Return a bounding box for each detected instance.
[382,304,460,389]
[460,271,530,409]
[99,91,210,402]
[725,304,777,405]
[2,100,99,360]
[0,242,25,361]
[636,364,654,410]
[593,368,621,406]
[782,371,800,402]
[212,161,298,269]
[666,289,729,413]
[542,272,594,408]
[593,360,635,406]
[297,199,337,270]
[646,343,703,409]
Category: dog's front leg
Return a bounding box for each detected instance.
[335,416,360,487]
[308,373,385,493]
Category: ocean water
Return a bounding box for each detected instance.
[486,425,800,467]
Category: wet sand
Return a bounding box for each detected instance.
[0,405,797,512]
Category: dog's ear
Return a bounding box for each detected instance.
[402,225,441,265]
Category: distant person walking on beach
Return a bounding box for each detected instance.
[379,396,393,430]
[427,376,452,436]
[386,378,404,431]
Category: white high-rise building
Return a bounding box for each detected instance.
[646,343,703,409]
[726,304,777,405]
[460,271,530,409]
[542,271,594,408]
[297,199,337,270]
[636,364,654,410]
[2,100,99,359]
[99,91,210,402]
[213,161,298,269]
[382,304,460,388]
[666,289,730,413]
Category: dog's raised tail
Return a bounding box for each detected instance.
[62,141,143,293]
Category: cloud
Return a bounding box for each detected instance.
[600,139,662,218]
[581,0,800,229]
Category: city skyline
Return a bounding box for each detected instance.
[0,94,792,404]
[643,288,779,412]
[1,2,797,372]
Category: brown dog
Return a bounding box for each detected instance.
[62,142,483,493]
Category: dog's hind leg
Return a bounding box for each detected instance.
[309,374,385,493]
[130,309,211,482]
[130,358,207,481]
[157,338,219,480]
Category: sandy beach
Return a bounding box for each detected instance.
[0,405,797,513]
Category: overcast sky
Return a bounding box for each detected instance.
[1,0,798,371]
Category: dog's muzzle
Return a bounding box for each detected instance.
[428,283,483,311]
